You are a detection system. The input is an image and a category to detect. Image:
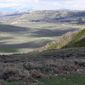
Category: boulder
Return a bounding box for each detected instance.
[31,70,45,78]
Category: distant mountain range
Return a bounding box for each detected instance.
[0,11,25,22]
[1,10,85,25]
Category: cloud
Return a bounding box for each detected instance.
[32,0,85,10]
[0,0,85,12]
[62,0,85,10]
[0,0,39,8]
[0,0,40,12]
[0,0,39,3]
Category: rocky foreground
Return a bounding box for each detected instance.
[0,47,85,84]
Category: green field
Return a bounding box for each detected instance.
[0,48,17,52]
[39,75,85,85]
[5,74,85,85]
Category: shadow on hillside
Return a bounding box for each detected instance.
[0,24,77,37]
[0,24,78,49]
[0,40,50,49]
[0,24,30,32]
[0,37,13,40]
[31,28,77,37]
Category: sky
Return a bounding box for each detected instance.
[0,0,85,12]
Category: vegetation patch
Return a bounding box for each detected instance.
[65,29,85,48]
[45,29,85,50]
[4,74,85,85]
[6,81,28,85]
[39,74,85,85]
[0,48,18,53]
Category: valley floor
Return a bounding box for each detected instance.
[0,23,83,54]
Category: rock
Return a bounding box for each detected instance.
[2,70,21,81]
[31,70,45,78]
[0,80,6,85]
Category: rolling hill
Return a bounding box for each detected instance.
[65,29,85,47]
[2,10,85,25]
[0,10,85,53]
[44,29,85,50]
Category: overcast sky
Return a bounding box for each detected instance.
[0,0,85,12]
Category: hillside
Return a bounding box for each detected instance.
[64,29,85,47]
[44,29,85,50]
[1,10,85,25]
[0,47,85,85]
[10,10,85,25]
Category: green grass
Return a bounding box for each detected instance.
[39,74,85,85]
[74,29,85,40]
[69,29,85,44]
[65,29,85,48]
[5,74,85,85]
[46,29,85,50]
[6,81,28,85]
[69,38,85,47]
[0,48,18,52]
